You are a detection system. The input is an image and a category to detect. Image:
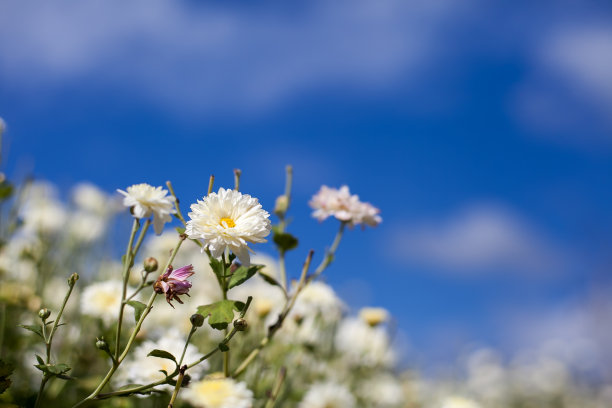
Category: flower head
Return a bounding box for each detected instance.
[298,382,356,408]
[154,264,195,307]
[81,280,127,324]
[182,375,253,408]
[186,188,271,266]
[117,183,176,234]
[309,185,381,228]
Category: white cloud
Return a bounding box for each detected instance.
[391,205,564,274]
[0,0,464,116]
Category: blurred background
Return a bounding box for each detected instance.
[1,0,612,380]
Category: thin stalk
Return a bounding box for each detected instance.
[309,221,345,282]
[0,303,5,356]
[234,169,241,191]
[207,175,215,195]
[166,181,187,226]
[167,365,187,408]
[264,367,286,408]
[114,219,140,360]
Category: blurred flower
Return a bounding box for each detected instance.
[186,187,271,266]
[291,281,344,323]
[335,317,394,367]
[310,185,381,228]
[115,329,208,392]
[21,183,67,235]
[182,375,253,408]
[230,277,285,323]
[440,396,482,408]
[81,280,127,324]
[117,183,176,234]
[298,382,356,408]
[154,264,194,307]
[72,183,118,215]
[68,212,106,243]
[359,307,389,327]
[359,374,405,408]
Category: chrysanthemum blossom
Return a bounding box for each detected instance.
[186,188,271,266]
[182,376,253,408]
[309,185,381,228]
[154,264,194,307]
[117,183,176,234]
[298,382,356,408]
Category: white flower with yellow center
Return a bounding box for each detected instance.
[182,376,253,408]
[298,382,356,408]
[117,183,176,234]
[186,188,271,266]
[359,307,389,327]
[81,280,127,324]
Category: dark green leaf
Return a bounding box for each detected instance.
[227,265,264,289]
[0,181,14,201]
[19,324,44,340]
[259,271,285,291]
[273,232,299,252]
[209,257,224,280]
[218,343,229,352]
[56,373,75,381]
[0,378,10,394]
[147,349,177,363]
[34,363,71,376]
[126,300,147,323]
[196,300,245,330]
[0,359,14,394]
[35,355,44,365]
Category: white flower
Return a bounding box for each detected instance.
[68,212,106,243]
[21,182,67,235]
[186,188,271,266]
[81,280,127,324]
[440,396,482,408]
[359,374,405,407]
[310,185,381,227]
[335,317,394,367]
[359,307,389,327]
[115,329,208,392]
[291,281,344,323]
[298,382,356,408]
[72,183,119,215]
[182,376,253,408]
[117,183,176,234]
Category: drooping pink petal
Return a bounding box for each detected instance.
[169,264,195,280]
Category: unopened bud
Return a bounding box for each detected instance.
[96,337,109,351]
[190,314,205,328]
[38,308,51,320]
[274,195,289,216]
[144,257,159,273]
[233,318,248,331]
[68,273,79,285]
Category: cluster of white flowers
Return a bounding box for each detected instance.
[181,376,253,408]
[335,316,394,367]
[309,185,382,227]
[298,382,356,408]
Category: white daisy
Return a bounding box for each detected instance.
[298,382,356,408]
[186,188,271,266]
[81,280,127,325]
[182,376,253,408]
[310,185,381,228]
[335,317,394,367]
[117,183,176,234]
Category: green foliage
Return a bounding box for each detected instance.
[18,324,44,340]
[0,180,13,202]
[0,359,14,394]
[126,300,146,323]
[147,349,177,364]
[273,231,299,252]
[228,264,264,289]
[196,300,245,330]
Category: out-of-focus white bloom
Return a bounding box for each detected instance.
[310,185,381,228]
[0,117,5,134]
[359,307,389,327]
[182,375,253,408]
[72,183,118,215]
[359,374,405,407]
[21,183,67,235]
[68,212,106,243]
[291,281,344,323]
[439,396,482,408]
[298,382,356,408]
[465,349,506,401]
[230,277,285,323]
[117,183,176,234]
[186,188,271,266]
[115,329,208,392]
[335,317,393,367]
[251,253,280,280]
[81,280,126,324]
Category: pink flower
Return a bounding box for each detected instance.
[154,264,195,307]
[309,185,381,228]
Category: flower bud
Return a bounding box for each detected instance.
[68,273,79,285]
[233,318,248,331]
[144,257,159,273]
[190,313,205,328]
[274,195,289,216]
[95,337,109,351]
[38,308,51,320]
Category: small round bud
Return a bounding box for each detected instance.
[274,195,289,216]
[38,308,51,320]
[68,273,79,285]
[190,314,205,328]
[233,318,248,331]
[95,337,109,351]
[144,257,159,273]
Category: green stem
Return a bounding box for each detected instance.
[264,367,286,408]
[0,303,5,356]
[114,219,140,360]
[221,252,230,377]
[167,365,187,408]
[178,327,196,367]
[309,221,345,282]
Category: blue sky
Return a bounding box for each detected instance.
[1,0,612,372]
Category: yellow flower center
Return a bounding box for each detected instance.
[219,217,236,228]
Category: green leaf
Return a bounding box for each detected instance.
[209,257,224,280]
[34,363,71,376]
[227,264,264,289]
[126,300,147,323]
[175,226,186,234]
[196,300,245,330]
[259,271,284,290]
[273,232,298,252]
[0,359,14,394]
[147,349,177,363]
[0,181,14,202]
[19,324,44,340]
[218,343,229,352]
[35,355,44,365]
